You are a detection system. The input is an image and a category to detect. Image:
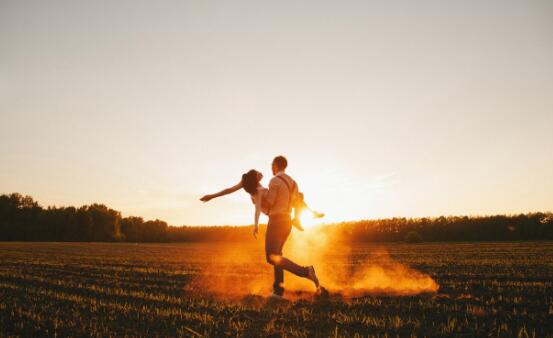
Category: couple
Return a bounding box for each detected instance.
[200,155,322,298]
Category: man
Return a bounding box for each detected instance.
[263,155,319,298]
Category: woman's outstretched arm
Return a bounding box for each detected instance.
[200,182,242,202]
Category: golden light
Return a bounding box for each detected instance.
[298,210,323,230]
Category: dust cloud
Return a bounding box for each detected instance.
[284,225,439,297]
[191,224,438,301]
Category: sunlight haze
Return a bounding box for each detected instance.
[1,0,552,225]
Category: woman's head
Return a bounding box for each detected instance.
[242,169,263,195]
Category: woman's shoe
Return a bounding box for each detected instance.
[313,211,325,219]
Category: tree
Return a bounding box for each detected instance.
[405,231,423,243]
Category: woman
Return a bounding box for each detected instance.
[200,169,323,237]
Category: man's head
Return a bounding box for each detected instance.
[272,155,288,175]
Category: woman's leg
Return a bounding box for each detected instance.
[296,194,324,219]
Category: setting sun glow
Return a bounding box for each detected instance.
[298,210,322,230]
[1,1,552,227]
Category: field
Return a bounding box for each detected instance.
[1,241,552,337]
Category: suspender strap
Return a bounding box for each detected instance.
[276,175,296,210]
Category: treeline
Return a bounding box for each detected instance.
[332,213,553,242]
[1,193,552,242]
[0,193,255,242]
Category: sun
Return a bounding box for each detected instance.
[298,210,323,230]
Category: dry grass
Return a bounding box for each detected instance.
[1,241,552,337]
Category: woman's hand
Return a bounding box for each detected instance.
[200,195,212,202]
[253,226,259,239]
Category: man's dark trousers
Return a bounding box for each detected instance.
[265,214,309,295]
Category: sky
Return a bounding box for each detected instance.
[1,0,552,226]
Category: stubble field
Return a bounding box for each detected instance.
[1,241,552,337]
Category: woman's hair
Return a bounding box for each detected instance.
[242,169,260,196]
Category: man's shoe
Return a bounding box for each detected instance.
[314,286,330,299]
[268,292,284,300]
[307,266,319,288]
